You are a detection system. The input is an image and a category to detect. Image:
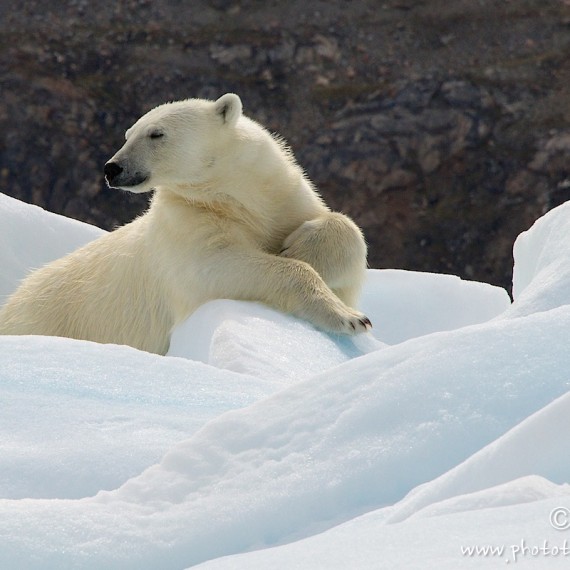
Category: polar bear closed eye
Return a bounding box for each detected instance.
[0,94,371,354]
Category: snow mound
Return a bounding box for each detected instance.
[388,390,570,523]
[0,335,276,500]
[168,299,383,381]
[509,199,570,317]
[359,268,509,344]
[196,477,570,570]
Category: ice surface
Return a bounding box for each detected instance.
[168,299,383,381]
[359,268,510,344]
[509,199,570,317]
[196,480,570,570]
[388,390,570,523]
[0,193,568,569]
[167,271,510,379]
[0,335,283,500]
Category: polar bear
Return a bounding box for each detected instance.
[0,94,370,354]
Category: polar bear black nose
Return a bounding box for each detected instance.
[104,162,123,183]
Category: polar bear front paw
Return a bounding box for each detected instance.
[323,307,372,335]
[340,310,373,335]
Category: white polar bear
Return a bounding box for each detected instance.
[0,94,370,354]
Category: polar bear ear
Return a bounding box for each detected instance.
[214,93,242,127]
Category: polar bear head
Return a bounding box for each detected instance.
[104,93,246,197]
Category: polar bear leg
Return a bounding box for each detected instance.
[280,212,367,308]
[201,248,371,334]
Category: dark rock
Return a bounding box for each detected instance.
[0,0,568,292]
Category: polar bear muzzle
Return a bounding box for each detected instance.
[104,161,149,190]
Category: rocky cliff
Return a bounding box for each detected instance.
[1,0,570,290]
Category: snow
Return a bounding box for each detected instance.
[167,299,384,381]
[0,191,569,569]
[0,335,277,500]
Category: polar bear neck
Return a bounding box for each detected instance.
[220,121,327,220]
[150,177,323,253]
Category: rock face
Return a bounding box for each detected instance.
[1,0,570,290]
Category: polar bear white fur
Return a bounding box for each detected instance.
[0,94,370,354]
